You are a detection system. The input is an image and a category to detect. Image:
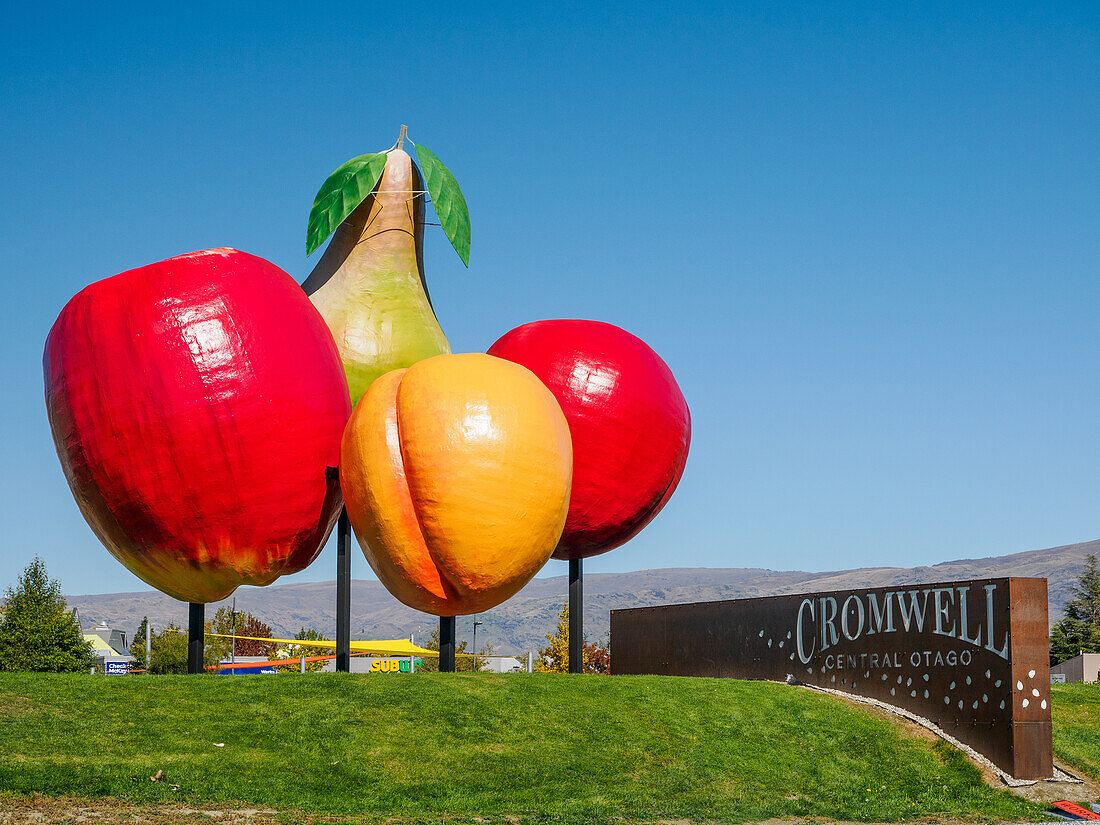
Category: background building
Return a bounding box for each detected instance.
[1050,653,1100,683]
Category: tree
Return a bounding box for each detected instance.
[0,557,92,673]
[128,616,149,671]
[148,622,187,674]
[275,627,329,673]
[147,622,218,674]
[1051,554,1100,665]
[537,602,570,672]
[417,625,467,673]
[206,607,277,660]
[233,615,277,657]
[536,601,609,674]
[584,639,611,675]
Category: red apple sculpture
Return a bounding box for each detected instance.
[488,319,690,559]
[44,248,351,603]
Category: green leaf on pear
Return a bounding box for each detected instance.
[413,143,471,267]
[306,152,388,256]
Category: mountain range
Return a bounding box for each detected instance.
[67,538,1098,655]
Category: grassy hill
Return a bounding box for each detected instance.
[3,673,1089,823]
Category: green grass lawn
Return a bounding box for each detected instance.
[1052,682,1100,782]
[0,673,1059,823]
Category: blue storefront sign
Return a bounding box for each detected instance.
[219,662,277,674]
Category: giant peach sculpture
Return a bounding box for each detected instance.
[340,353,573,616]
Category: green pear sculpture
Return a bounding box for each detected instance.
[302,126,469,407]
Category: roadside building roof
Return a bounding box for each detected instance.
[83,633,118,655]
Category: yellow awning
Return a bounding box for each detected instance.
[202,632,438,656]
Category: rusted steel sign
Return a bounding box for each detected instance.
[611,577,1051,779]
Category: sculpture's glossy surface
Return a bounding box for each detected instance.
[44,249,351,603]
[489,319,690,560]
[341,353,572,616]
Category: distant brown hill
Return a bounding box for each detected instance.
[67,538,1098,655]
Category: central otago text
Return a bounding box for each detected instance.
[795,584,1009,664]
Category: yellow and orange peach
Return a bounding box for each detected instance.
[340,353,572,616]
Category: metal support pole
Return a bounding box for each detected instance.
[230,596,236,666]
[336,506,351,673]
[300,656,306,674]
[569,557,583,674]
[439,616,456,672]
[145,619,151,670]
[188,602,204,674]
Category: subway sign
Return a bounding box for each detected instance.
[367,658,422,673]
[611,577,1051,779]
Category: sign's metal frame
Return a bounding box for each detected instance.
[611,577,1052,779]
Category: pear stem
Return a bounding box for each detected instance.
[396,124,407,150]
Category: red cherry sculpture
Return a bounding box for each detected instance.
[488,319,690,560]
[44,248,351,603]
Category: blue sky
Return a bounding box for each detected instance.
[1,2,1098,597]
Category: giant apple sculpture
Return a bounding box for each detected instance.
[44,248,351,603]
[488,319,690,559]
[340,353,573,615]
